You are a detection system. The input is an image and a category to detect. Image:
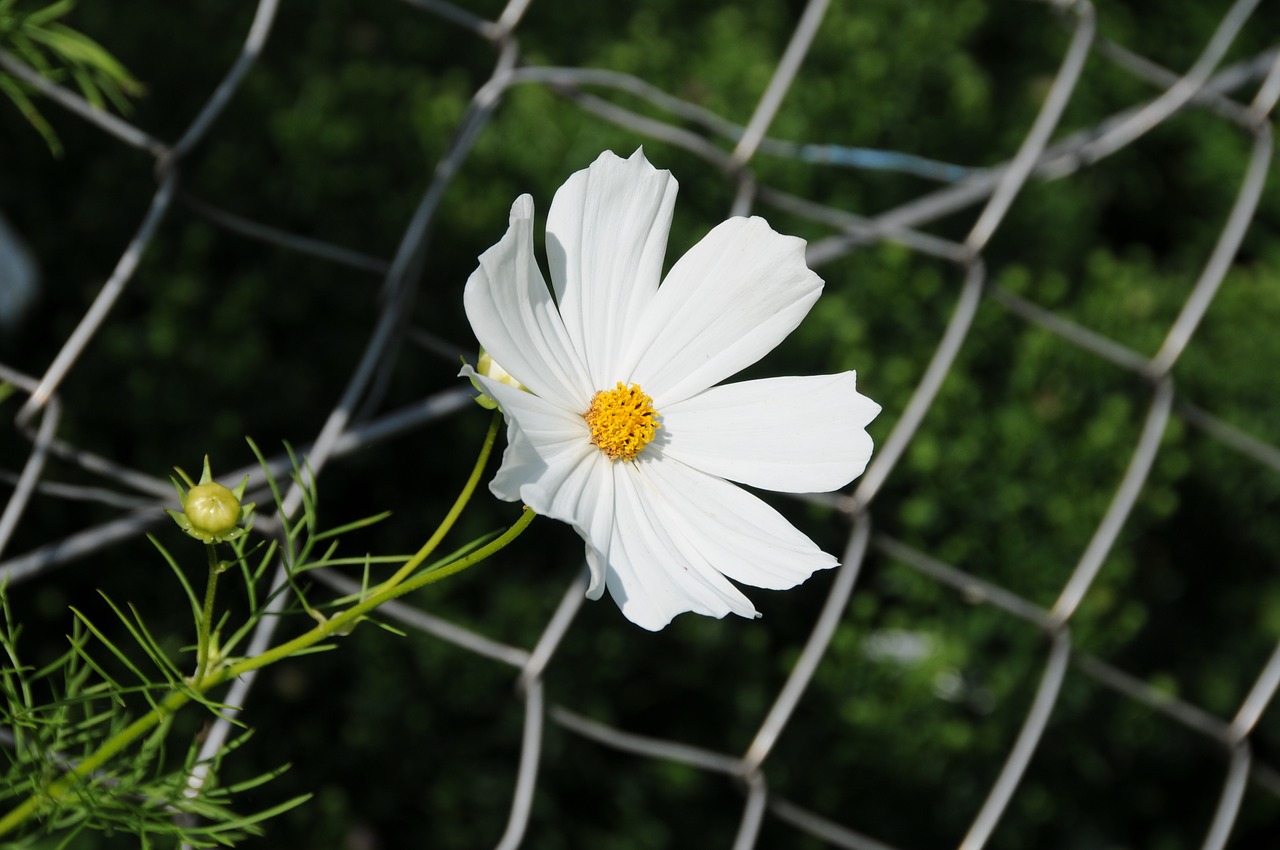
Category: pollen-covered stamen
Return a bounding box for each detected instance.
[583,382,661,461]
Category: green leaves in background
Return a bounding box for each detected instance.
[0,0,142,155]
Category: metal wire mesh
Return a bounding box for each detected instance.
[3,0,1280,846]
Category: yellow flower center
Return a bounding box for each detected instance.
[583,382,660,461]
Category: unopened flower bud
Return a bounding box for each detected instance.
[167,456,255,544]
[467,349,527,410]
[185,482,242,537]
[478,350,524,391]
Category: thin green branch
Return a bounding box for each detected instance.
[0,415,531,840]
[381,412,502,590]
[193,544,220,682]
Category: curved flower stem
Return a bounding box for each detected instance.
[372,504,535,599]
[226,505,537,677]
[193,543,221,682]
[380,411,502,592]
[0,413,531,840]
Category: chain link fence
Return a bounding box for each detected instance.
[3,0,1280,846]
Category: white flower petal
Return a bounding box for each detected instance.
[658,372,881,493]
[595,462,758,631]
[462,151,879,631]
[626,216,823,406]
[636,456,838,591]
[486,418,552,503]
[469,371,617,600]
[464,195,591,412]
[546,149,678,388]
[583,548,609,602]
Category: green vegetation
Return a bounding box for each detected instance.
[0,0,142,154]
[2,0,1278,847]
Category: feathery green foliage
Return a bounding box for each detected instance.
[0,0,142,154]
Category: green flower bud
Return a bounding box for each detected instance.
[167,456,255,544]
[184,482,242,537]
[467,348,528,411]
[478,350,525,391]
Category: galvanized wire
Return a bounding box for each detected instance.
[2,0,1279,847]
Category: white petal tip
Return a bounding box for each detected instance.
[509,194,534,220]
[619,602,763,631]
[583,550,606,600]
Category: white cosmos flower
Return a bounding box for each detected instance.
[461,149,880,630]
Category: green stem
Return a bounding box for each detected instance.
[0,417,530,840]
[222,505,536,679]
[0,687,190,836]
[380,411,502,592]
[194,544,220,682]
[0,506,535,839]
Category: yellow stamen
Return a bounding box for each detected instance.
[583,383,660,461]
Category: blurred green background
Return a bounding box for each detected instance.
[3,0,1280,847]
